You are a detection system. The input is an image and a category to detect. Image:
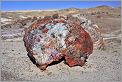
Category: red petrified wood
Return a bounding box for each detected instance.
[23,14,93,70]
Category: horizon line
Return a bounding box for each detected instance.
[1,5,121,12]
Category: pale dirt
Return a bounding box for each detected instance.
[1,29,121,81]
[1,9,121,81]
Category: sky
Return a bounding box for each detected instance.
[1,1,121,11]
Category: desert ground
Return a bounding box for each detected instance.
[1,6,121,81]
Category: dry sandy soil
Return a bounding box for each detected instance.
[1,6,121,82]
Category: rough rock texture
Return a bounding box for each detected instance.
[1,17,37,30]
[68,14,105,50]
[23,14,93,70]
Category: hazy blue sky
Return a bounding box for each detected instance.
[1,1,121,11]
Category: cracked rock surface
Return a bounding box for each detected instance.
[23,14,93,70]
[1,8,121,81]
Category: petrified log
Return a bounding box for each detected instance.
[68,14,105,50]
[23,14,93,70]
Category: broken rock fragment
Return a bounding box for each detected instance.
[23,14,93,70]
[67,14,105,50]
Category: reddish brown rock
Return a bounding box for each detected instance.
[23,14,93,70]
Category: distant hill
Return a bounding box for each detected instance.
[1,5,121,20]
[95,5,112,8]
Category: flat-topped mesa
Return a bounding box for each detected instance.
[23,14,93,70]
